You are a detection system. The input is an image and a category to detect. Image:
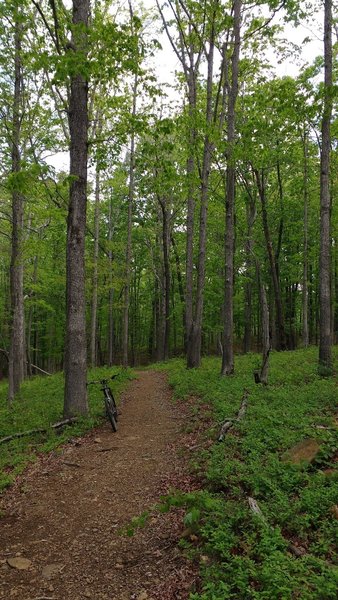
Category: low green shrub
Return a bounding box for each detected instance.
[0,367,132,491]
[159,347,338,599]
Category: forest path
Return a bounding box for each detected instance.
[0,371,195,600]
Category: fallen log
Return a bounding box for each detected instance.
[218,390,249,442]
[0,418,78,445]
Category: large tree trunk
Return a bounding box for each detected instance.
[319,0,333,373]
[221,0,242,376]
[8,14,25,403]
[64,0,89,418]
[90,168,100,367]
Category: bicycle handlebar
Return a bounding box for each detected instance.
[87,374,119,386]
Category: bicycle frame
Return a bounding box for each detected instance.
[87,375,119,432]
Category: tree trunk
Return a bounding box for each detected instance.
[8,14,25,403]
[171,235,185,351]
[333,235,338,344]
[319,0,333,373]
[243,194,256,353]
[187,13,216,369]
[108,191,114,366]
[221,0,242,376]
[90,168,100,367]
[254,168,287,351]
[185,65,197,354]
[161,202,171,361]
[64,0,89,418]
[258,280,270,385]
[122,73,137,367]
[253,256,270,385]
[275,149,284,282]
[26,255,38,377]
[302,129,309,347]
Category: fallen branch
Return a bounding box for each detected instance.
[218,390,249,442]
[248,497,268,525]
[31,364,51,376]
[0,418,78,445]
[248,496,307,557]
[51,417,77,429]
[0,348,51,375]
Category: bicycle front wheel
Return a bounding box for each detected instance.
[104,393,118,432]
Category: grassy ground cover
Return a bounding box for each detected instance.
[159,347,338,599]
[0,367,132,491]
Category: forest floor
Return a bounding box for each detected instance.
[0,371,199,600]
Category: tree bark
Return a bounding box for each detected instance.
[319,0,333,373]
[64,0,89,418]
[221,0,242,375]
[8,14,25,403]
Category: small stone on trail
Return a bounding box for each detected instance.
[7,557,32,570]
[281,438,321,465]
[94,437,102,444]
[137,592,148,600]
[41,563,64,579]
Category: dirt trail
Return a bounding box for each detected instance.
[0,371,196,600]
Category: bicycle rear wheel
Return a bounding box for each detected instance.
[104,393,118,432]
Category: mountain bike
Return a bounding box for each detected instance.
[87,375,119,432]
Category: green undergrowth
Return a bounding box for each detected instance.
[0,367,132,491]
[157,347,338,599]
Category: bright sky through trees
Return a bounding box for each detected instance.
[47,0,324,172]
